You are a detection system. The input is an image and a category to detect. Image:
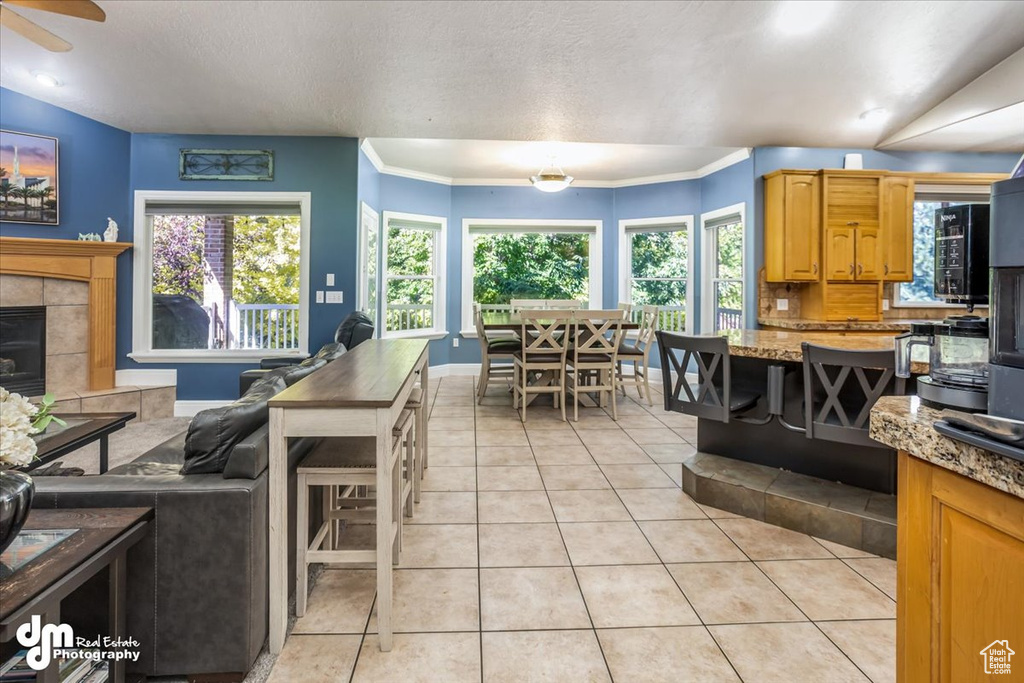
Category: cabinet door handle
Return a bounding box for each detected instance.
[847,221,859,226]
[813,263,818,274]
[858,264,863,275]
[849,263,855,274]
[884,263,889,275]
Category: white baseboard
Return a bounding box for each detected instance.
[174,399,231,417]
[117,369,178,387]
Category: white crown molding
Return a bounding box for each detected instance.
[359,141,751,188]
[359,138,385,171]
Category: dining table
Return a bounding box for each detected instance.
[478,309,640,332]
[478,309,639,406]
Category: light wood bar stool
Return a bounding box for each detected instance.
[295,416,413,618]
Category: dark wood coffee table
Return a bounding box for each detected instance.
[22,412,136,475]
[0,508,152,683]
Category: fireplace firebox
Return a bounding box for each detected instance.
[0,306,46,396]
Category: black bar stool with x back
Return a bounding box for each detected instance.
[656,332,760,422]
[798,342,906,448]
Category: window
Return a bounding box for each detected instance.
[619,216,693,333]
[131,191,310,362]
[382,211,447,338]
[460,219,603,334]
[701,204,745,333]
[358,202,380,326]
[895,186,990,306]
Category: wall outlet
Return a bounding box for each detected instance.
[326,273,335,286]
[882,299,890,311]
[776,298,789,311]
[315,290,324,304]
[453,338,459,348]
[325,291,343,304]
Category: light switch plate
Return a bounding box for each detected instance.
[453,338,459,348]
[882,299,890,311]
[325,291,344,304]
[326,273,335,286]
[315,290,324,304]
[776,298,789,311]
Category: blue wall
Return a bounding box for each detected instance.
[127,134,360,398]
[0,87,131,241]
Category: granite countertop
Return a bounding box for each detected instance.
[719,328,928,375]
[759,317,917,332]
[870,395,1024,500]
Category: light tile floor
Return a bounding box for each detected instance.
[268,376,896,683]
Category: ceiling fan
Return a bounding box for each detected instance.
[0,0,105,52]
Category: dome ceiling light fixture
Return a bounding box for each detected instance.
[530,158,574,193]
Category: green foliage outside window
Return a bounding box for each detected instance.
[630,230,687,308]
[473,233,590,304]
[232,216,300,305]
[152,215,206,302]
[385,227,436,331]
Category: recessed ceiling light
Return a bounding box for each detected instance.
[33,72,61,88]
[859,108,889,124]
[775,0,836,35]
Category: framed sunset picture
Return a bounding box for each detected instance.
[0,130,59,225]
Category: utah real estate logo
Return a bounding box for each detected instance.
[980,640,1015,675]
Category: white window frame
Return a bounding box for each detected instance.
[357,201,380,328]
[892,183,992,309]
[617,215,695,334]
[700,203,747,334]
[460,218,604,337]
[130,190,311,363]
[381,210,448,340]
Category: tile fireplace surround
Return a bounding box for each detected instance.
[0,237,131,391]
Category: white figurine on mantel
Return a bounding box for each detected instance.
[103,217,118,242]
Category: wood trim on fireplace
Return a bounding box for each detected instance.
[0,237,132,391]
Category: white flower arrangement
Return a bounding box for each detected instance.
[0,388,65,469]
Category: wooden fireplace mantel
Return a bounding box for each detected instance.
[0,237,132,391]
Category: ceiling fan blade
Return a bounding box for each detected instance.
[0,6,72,51]
[3,0,105,22]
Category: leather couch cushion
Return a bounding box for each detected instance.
[259,358,326,388]
[181,375,286,475]
[334,312,374,349]
[312,342,347,361]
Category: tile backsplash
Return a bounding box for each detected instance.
[758,269,804,319]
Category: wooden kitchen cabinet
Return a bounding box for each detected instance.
[898,452,1024,683]
[882,176,915,281]
[856,226,883,280]
[764,170,820,281]
[825,227,855,281]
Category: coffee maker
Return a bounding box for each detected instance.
[988,175,1024,421]
[895,205,991,411]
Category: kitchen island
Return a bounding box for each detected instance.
[691,328,920,494]
[869,396,1024,683]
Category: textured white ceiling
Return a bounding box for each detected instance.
[364,139,746,182]
[1,1,1023,151]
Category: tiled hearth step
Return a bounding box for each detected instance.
[680,452,896,559]
[34,385,177,423]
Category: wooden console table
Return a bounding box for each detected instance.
[267,339,429,654]
[0,508,152,683]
